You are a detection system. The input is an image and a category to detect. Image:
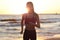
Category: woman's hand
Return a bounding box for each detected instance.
[36,25,40,28]
[20,31,23,34]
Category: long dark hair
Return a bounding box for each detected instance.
[26,2,35,13]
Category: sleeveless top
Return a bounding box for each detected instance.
[24,13,37,26]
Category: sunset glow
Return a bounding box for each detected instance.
[0,0,60,15]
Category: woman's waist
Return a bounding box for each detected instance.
[25,26,35,30]
[25,22,36,26]
[25,28,36,31]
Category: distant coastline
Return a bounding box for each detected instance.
[39,13,60,15]
[0,13,60,15]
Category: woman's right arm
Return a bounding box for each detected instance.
[20,14,24,34]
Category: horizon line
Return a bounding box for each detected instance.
[0,13,60,15]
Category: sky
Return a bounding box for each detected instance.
[0,0,60,15]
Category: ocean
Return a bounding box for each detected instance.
[0,14,60,40]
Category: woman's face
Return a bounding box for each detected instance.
[27,4,33,11]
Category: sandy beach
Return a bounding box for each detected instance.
[19,35,60,40]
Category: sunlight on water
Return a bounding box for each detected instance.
[0,15,60,40]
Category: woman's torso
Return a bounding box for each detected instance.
[24,13,37,30]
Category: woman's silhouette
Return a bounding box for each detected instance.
[20,1,40,40]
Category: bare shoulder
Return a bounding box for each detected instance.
[34,13,39,17]
[22,13,26,16]
[22,13,27,19]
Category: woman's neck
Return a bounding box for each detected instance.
[28,11,34,13]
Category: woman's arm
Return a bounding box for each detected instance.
[20,15,24,34]
[36,14,40,28]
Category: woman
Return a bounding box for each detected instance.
[20,2,40,40]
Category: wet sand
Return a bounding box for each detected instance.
[45,36,60,40]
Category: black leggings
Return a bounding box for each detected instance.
[23,30,36,40]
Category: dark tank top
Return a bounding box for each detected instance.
[24,13,36,26]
